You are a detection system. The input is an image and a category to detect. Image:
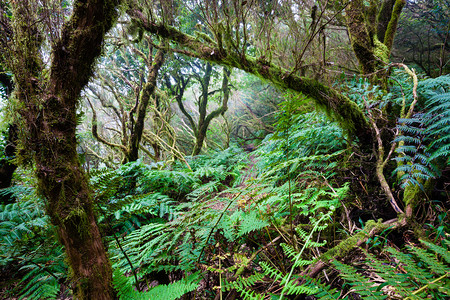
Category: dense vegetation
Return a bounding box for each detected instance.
[0,0,449,299]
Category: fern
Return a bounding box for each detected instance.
[393,115,438,188]
[0,192,49,260]
[113,269,201,300]
[17,253,66,300]
[233,285,265,300]
[332,238,450,299]
[257,111,347,180]
[237,210,269,237]
[0,186,67,299]
[426,92,450,162]
[225,207,339,299]
[392,75,450,189]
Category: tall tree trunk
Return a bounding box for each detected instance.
[1,1,122,298]
[193,130,206,156]
[126,46,166,163]
[192,67,231,155]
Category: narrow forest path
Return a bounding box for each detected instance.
[238,154,258,187]
[209,153,259,211]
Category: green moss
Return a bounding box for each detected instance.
[403,179,433,216]
[384,0,406,51]
[374,37,389,63]
[320,219,389,261]
[403,183,421,207]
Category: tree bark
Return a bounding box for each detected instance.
[126,46,166,162]
[345,0,380,75]
[1,1,122,298]
[345,0,406,76]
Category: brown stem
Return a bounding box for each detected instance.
[364,96,404,214]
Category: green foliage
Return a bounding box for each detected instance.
[91,162,178,236]
[6,68,449,299]
[0,187,48,262]
[212,95,351,299]
[224,207,342,299]
[227,231,450,300]
[255,114,347,187]
[113,269,201,300]
[332,239,450,299]
[393,114,438,188]
[426,92,450,161]
[102,147,252,297]
[392,75,450,188]
[0,130,7,161]
[340,75,394,113]
[0,185,66,299]
[186,144,248,172]
[16,253,66,300]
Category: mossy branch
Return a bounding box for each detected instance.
[139,144,158,161]
[377,0,396,43]
[305,218,406,278]
[128,10,373,147]
[142,130,192,170]
[383,0,406,52]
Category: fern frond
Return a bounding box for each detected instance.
[17,253,66,300]
[420,239,450,264]
[333,260,385,298]
[223,273,265,292]
[113,269,200,300]
[332,238,450,299]
[237,210,269,237]
[426,92,450,162]
[233,284,265,300]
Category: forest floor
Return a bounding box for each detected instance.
[208,154,258,211]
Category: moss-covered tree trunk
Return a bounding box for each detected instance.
[1,1,121,298]
[125,47,166,163]
[192,65,231,155]
[345,0,406,76]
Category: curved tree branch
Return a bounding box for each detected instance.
[127,10,373,147]
[86,98,128,152]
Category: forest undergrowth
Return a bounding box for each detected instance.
[0,74,449,299]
